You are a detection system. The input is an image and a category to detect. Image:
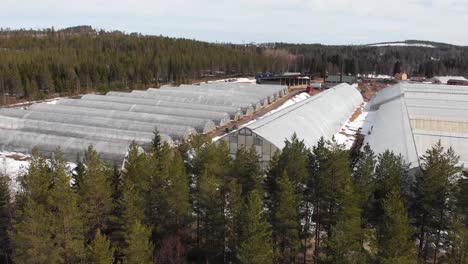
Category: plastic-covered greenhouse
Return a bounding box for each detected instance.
[31,103,219,131]
[103,91,256,114]
[0,115,169,148]
[0,108,196,141]
[0,128,132,164]
[60,97,243,120]
[0,81,288,163]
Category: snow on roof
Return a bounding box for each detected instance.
[246,83,364,150]
[365,83,468,168]
[430,76,468,84]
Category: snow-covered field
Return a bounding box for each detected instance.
[369,42,436,48]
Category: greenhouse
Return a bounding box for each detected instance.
[104,91,256,114]
[31,103,221,130]
[0,115,168,148]
[157,86,271,106]
[0,109,196,141]
[0,81,288,163]
[0,128,132,164]
[217,83,363,167]
[60,97,243,120]
[365,83,468,169]
[144,88,270,107]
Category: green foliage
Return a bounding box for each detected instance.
[0,27,280,100]
[273,171,300,263]
[412,142,461,262]
[377,189,415,264]
[237,191,273,264]
[78,146,113,241]
[123,221,154,264]
[87,229,115,264]
[325,178,363,264]
[0,176,11,263]
[11,152,85,263]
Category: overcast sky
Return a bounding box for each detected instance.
[2,0,467,45]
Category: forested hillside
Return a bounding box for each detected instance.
[0,26,284,99]
[1,133,467,263]
[1,26,467,102]
[274,40,468,77]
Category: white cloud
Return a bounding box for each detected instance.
[1,0,467,45]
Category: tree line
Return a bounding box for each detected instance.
[0,26,286,101]
[273,41,468,78]
[0,132,467,264]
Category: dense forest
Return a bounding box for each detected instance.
[0,132,466,264]
[0,26,285,100]
[1,26,468,102]
[274,41,468,78]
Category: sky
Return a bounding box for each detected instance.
[2,0,468,45]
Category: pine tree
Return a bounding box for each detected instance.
[48,154,86,263]
[412,142,461,262]
[377,189,415,264]
[0,176,11,263]
[273,171,300,263]
[10,152,58,263]
[371,151,409,226]
[237,191,273,264]
[231,146,263,197]
[87,229,115,264]
[445,215,468,264]
[78,146,113,241]
[165,150,191,233]
[11,151,85,263]
[123,221,154,264]
[393,60,402,75]
[325,171,363,264]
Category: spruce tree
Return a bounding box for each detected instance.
[237,191,273,264]
[377,189,415,264]
[273,171,300,263]
[123,221,154,264]
[87,229,115,264]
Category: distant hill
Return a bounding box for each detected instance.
[273,40,468,77]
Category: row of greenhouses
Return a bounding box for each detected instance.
[0,82,288,163]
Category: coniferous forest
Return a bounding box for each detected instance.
[1,26,468,102]
[0,131,467,264]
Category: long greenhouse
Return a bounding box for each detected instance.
[0,81,288,164]
[217,83,363,168]
[364,83,468,171]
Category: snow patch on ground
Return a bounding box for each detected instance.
[263,92,311,117]
[207,77,256,84]
[334,103,377,149]
[0,151,30,191]
[0,151,78,192]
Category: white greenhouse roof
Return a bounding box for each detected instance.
[245,83,364,150]
[365,83,468,168]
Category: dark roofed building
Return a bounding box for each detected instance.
[325,75,357,86]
